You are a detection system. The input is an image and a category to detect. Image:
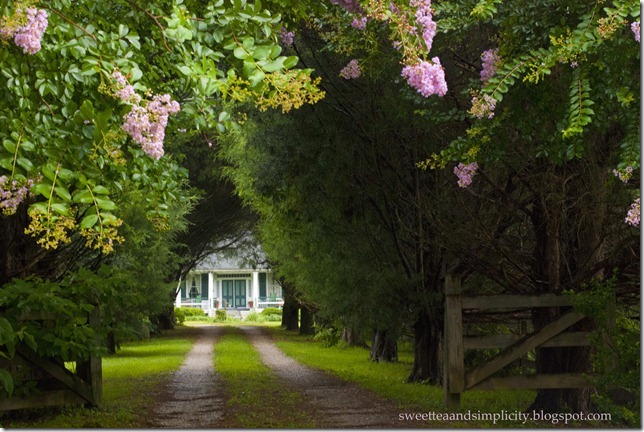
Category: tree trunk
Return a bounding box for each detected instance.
[299,305,314,335]
[370,329,398,362]
[527,160,605,413]
[0,207,33,285]
[342,327,366,347]
[281,282,299,331]
[155,305,175,331]
[407,309,443,384]
[529,307,593,412]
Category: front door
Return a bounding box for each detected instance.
[234,280,246,307]
[222,280,246,308]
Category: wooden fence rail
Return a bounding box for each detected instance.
[443,274,595,409]
[0,305,102,411]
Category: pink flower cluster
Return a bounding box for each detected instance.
[280,28,295,47]
[411,0,436,52]
[470,93,496,119]
[401,57,447,97]
[0,176,33,215]
[329,0,364,14]
[340,59,361,79]
[122,94,180,160]
[453,162,478,188]
[351,17,368,30]
[625,198,640,227]
[480,48,501,82]
[631,21,640,43]
[613,165,634,183]
[112,71,141,104]
[0,7,48,55]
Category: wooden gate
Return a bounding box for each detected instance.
[443,274,595,409]
[0,306,102,411]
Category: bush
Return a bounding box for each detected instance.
[245,312,266,323]
[313,326,340,347]
[174,307,206,324]
[215,310,227,322]
[261,307,282,316]
[174,308,186,325]
[264,314,282,322]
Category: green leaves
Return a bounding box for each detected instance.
[562,71,595,140]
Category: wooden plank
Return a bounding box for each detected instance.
[461,294,574,310]
[445,275,464,394]
[0,390,85,411]
[464,331,590,350]
[465,311,585,390]
[16,345,94,403]
[470,373,591,390]
[77,303,102,406]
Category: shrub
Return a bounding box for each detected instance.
[245,312,266,323]
[261,307,282,316]
[174,307,206,324]
[313,326,340,348]
[264,314,282,322]
[174,308,186,325]
[215,310,227,322]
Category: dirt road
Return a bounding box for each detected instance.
[146,325,422,428]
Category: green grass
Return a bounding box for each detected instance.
[214,326,316,428]
[0,327,194,428]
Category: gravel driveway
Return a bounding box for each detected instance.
[239,326,420,428]
[146,324,423,429]
[147,325,226,428]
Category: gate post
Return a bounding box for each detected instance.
[443,274,464,409]
[76,301,102,407]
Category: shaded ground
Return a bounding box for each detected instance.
[239,326,422,428]
[146,325,226,428]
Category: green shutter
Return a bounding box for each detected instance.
[180,279,186,298]
[201,274,209,298]
[259,273,267,298]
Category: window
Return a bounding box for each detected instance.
[189,279,199,298]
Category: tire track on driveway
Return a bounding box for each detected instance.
[147,325,226,428]
[240,325,421,428]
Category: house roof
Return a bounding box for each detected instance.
[193,246,270,272]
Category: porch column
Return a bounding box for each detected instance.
[175,286,181,308]
[208,272,214,315]
[251,271,259,309]
[216,276,222,309]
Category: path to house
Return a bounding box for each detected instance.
[145,324,421,428]
[239,326,420,428]
[146,325,226,428]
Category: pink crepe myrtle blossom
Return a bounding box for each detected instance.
[469,93,496,119]
[480,48,501,82]
[613,165,634,183]
[351,17,368,30]
[0,176,33,215]
[625,198,640,227]
[280,28,295,46]
[631,21,640,43]
[121,94,180,160]
[411,0,436,52]
[453,162,479,188]
[0,6,48,55]
[401,57,447,97]
[111,71,142,104]
[340,59,361,79]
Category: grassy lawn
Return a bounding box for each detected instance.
[214,326,316,428]
[0,326,194,428]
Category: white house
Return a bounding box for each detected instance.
[175,251,283,316]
